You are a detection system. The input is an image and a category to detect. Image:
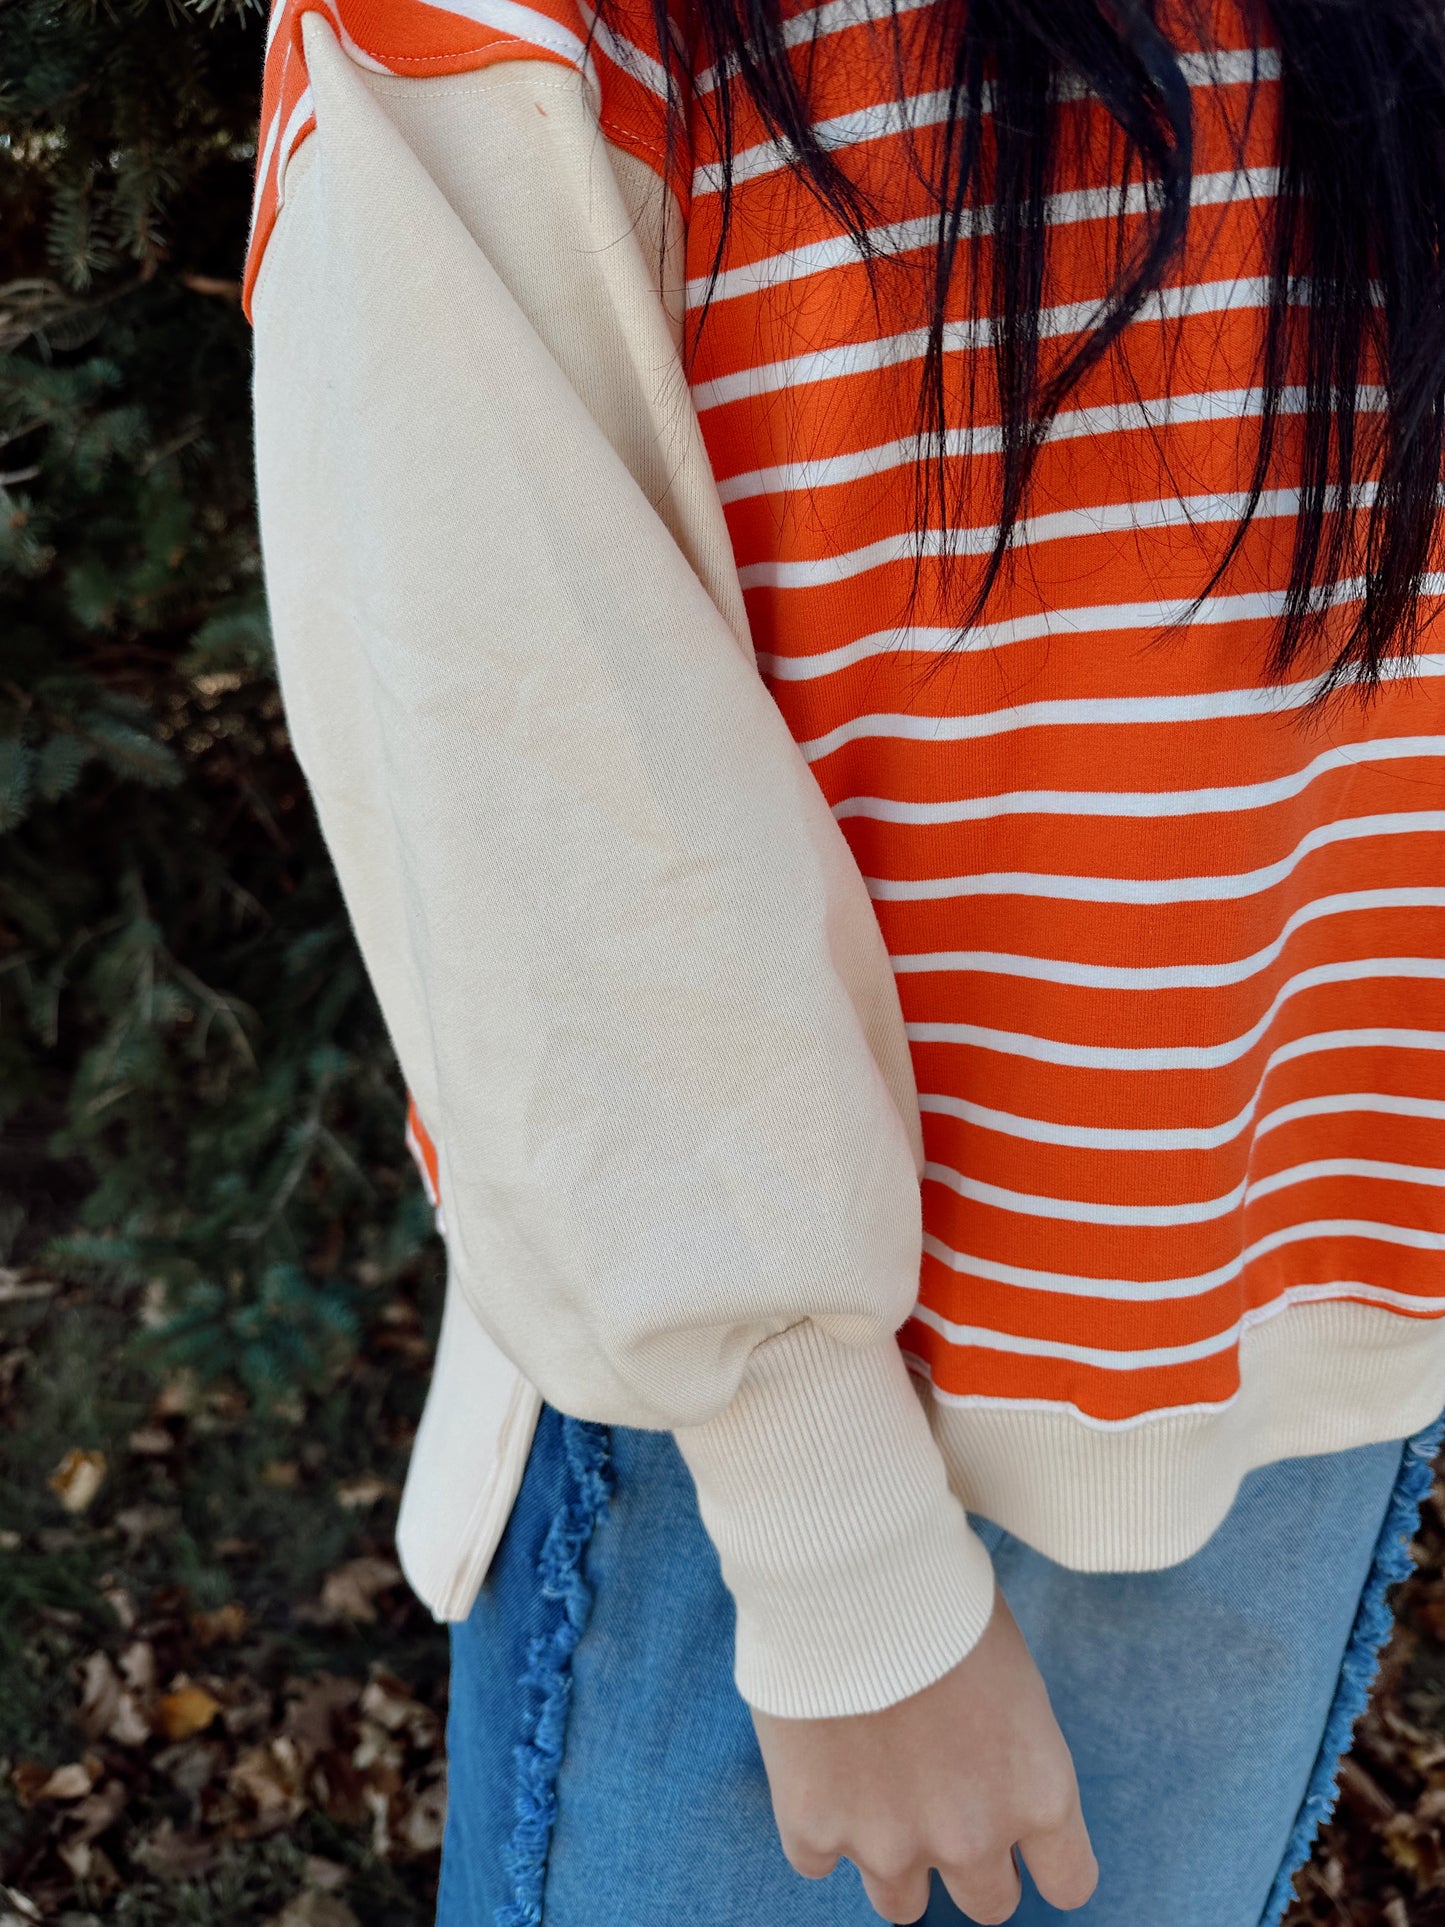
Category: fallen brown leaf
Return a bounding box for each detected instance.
[0,1269,57,1304]
[360,1668,441,1750]
[151,1737,223,1800]
[111,1690,151,1746]
[101,1583,136,1630]
[352,1717,403,1776]
[229,1737,308,1825]
[219,1678,274,1739]
[119,1638,156,1693]
[76,1652,120,1740]
[133,1818,223,1880]
[301,1855,349,1892]
[307,1751,369,1830]
[47,1449,106,1514]
[364,1780,392,1859]
[151,1373,198,1418]
[56,1839,119,1891]
[112,1503,179,1550]
[9,1763,55,1808]
[13,1760,97,1803]
[333,1476,393,1510]
[77,1652,151,1748]
[62,1777,127,1846]
[190,1602,249,1647]
[1338,1754,1401,1826]
[283,1674,361,1752]
[155,1683,222,1742]
[317,1557,402,1624]
[400,1769,447,1856]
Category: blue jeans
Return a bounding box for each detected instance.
[437,1403,1443,1927]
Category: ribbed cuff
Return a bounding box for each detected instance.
[673,1322,996,1718]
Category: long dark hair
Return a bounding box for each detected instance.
[600,0,1445,702]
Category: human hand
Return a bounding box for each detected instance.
[750,1588,1097,1924]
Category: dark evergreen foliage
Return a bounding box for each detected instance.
[0,0,436,1401]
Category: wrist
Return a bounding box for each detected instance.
[673,1321,996,1718]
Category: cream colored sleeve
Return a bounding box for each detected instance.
[250,12,995,1719]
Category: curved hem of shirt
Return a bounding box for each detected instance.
[923,1295,1445,1574]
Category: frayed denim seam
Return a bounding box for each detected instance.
[495,1416,614,1927]
[1258,1409,1445,1927]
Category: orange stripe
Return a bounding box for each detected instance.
[405,1094,442,1206]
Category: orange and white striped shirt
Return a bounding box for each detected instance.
[247,0,1445,1716]
[683,9,1445,1425]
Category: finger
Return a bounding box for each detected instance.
[858,1862,932,1924]
[936,1851,1022,1925]
[782,1839,841,1882]
[1019,1807,1099,1913]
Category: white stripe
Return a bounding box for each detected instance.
[714,384,1386,505]
[799,650,1445,761]
[923,1153,1445,1229]
[272,85,316,217]
[693,273,1281,411]
[908,1283,1445,1421]
[403,1116,439,1207]
[871,812,1445,907]
[692,166,1278,308]
[1248,1156,1445,1203]
[917,1085,1445,1155]
[694,47,1279,194]
[767,571,1445,684]
[1265,1027,1445,1071]
[262,0,593,124]
[906,1298,1445,1426]
[696,0,936,95]
[311,1,391,73]
[1257,1089,1445,1140]
[765,582,1318,673]
[920,1217,1445,1310]
[894,890,1445,991]
[922,1160,1248,1227]
[774,562,1445,686]
[744,483,1355,594]
[425,0,594,67]
[908,1269,1445,1370]
[282,0,598,85]
[767,584,1311,678]
[836,735,1445,827]
[696,85,964,194]
[575,0,670,99]
[906,963,1445,1071]
[251,90,285,223]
